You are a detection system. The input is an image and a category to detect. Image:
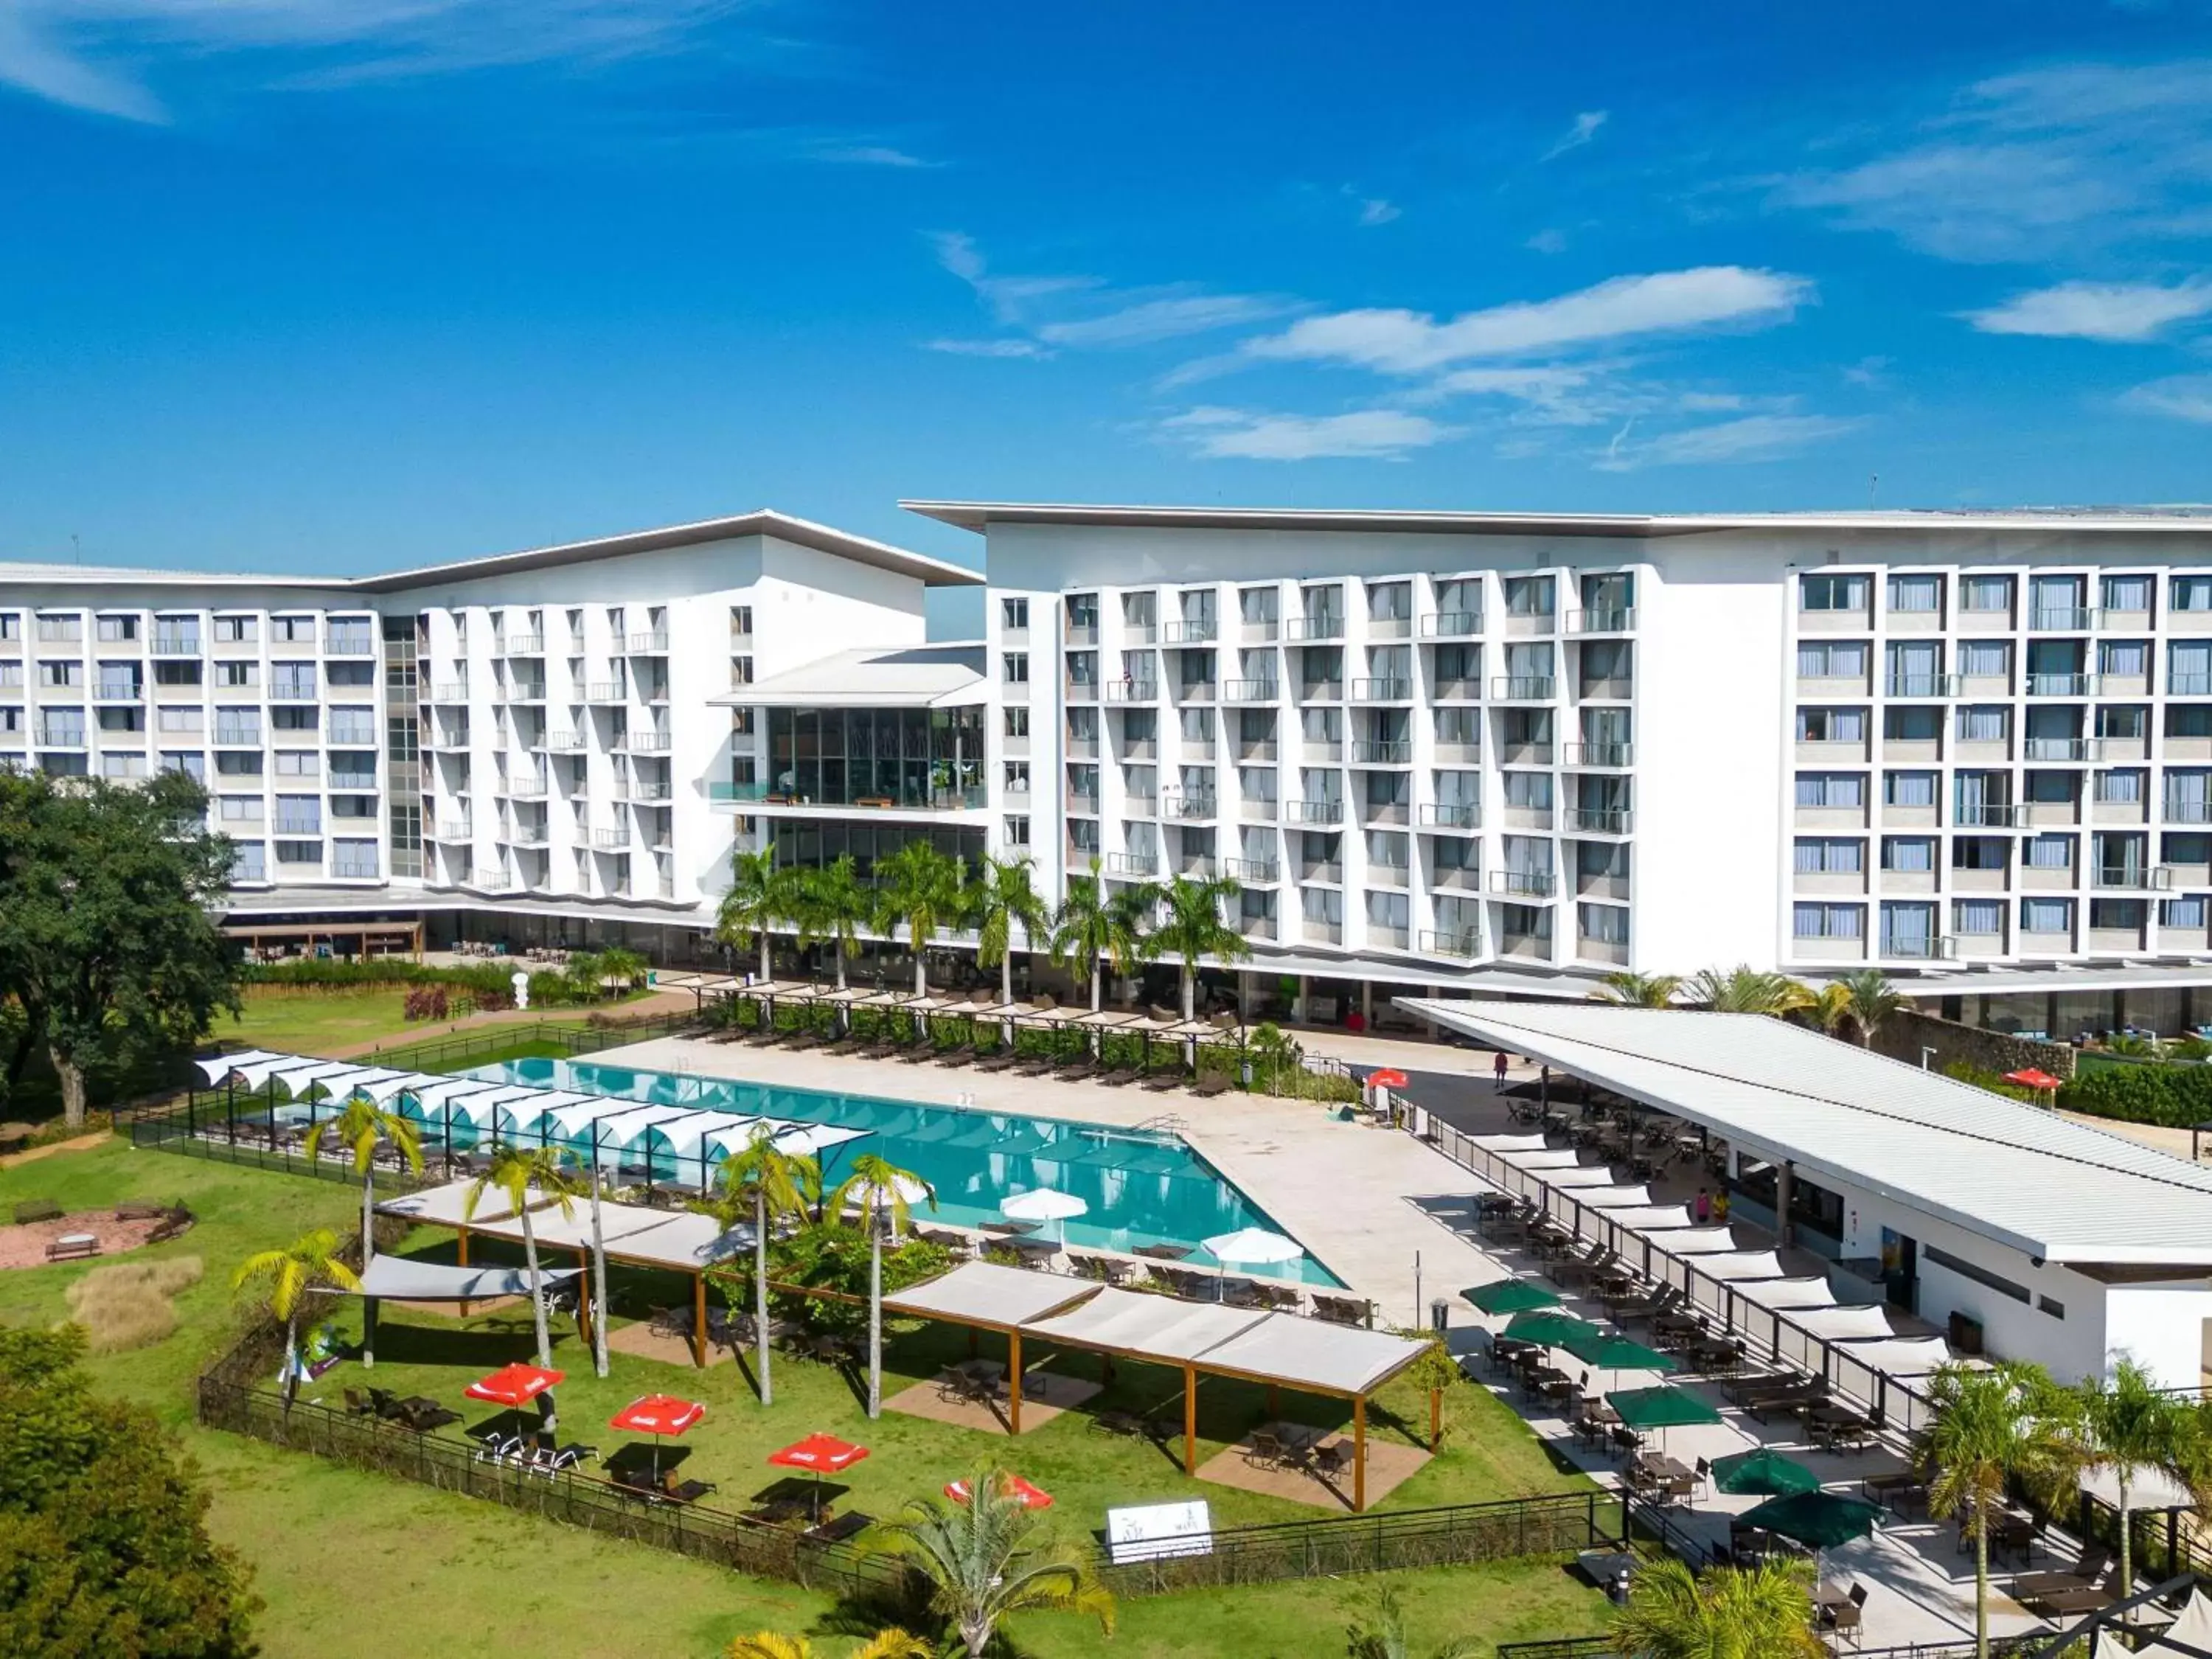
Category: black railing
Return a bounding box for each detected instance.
[1495,1638,1610,1658]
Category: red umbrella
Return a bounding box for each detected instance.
[2004,1068,2063,1093]
[1366,1068,1410,1091]
[945,1473,1052,1509]
[465,1363,564,1407]
[611,1394,704,1482]
[768,1433,871,1522]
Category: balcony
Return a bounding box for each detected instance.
[1065,734,1099,758]
[1123,793,1158,818]
[501,824,551,849]
[1432,675,1481,701]
[622,779,673,803]
[1567,807,1634,835]
[1489,869,1557,899]
[212,728,262,748]
[36,728,88,750]
[1420,611,1482,639]
[543,730,586,752]
[709,780,989,811]
[325,636,376,658]
[428,731,471,753]
[1368,858,1409,888]
[268,683,319,703]
[1884,674,1961,698]
[1296,680,1345,702]
[1163,792,1217,821]
[431,820,473,841]
[467,866,515,891]
[1360,798,1411,827]
[1299,860,1343,884]
[1419,802,1480,830]
[2093,866,2168,890]
[1419,928,1482,959]
[1490,675,1556,701]
[1351,739,1411,765]
[1235,739,1279,762]
[150,636,202,658]
[1284,616,1344,642]
[1065,679,1101,704]
[1954,803,2023,828]
[585,682,625,703]
[1104,680,1159,704]
[2172,673,2212,697]
[1499,742,1554,767]
[2029,608,2093,631]
[430,682,469,703]
[1221,678,1279,703]
[1224,856,1279,883]
[1568,607,1635,634]
[1350,677,1413,701]
[1175,681,1217,704]
[498,779,550,800]
[500,684,547,706]
[627,632,671,653]
[2025,737,2100,762]
[1576,935,1631,966]
[1105,851,1159,877]
[1879,933,1944,961]
[1300,918,1345,945]
[593,827,631,850]
[501,634,546,655]
[1162,619,1217,644]
[617,731,672,754]
[2164,799,2212,825]
[1066,793,1100,816]
[1238,796,1279,822]
[1283,798,1343,825]
[1563,742,1632,768]
[94,683,142,703]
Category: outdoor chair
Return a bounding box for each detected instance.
[805,1511,872,1545]
[1822,1585,1867,1647]
[1188,1074,1232,1099]
[1310,1442,1350,1480]
[974,1050,1023,1074]
[1607,1424,1643,1459]
[1139,1069,1183,1092]
[1100,1067,1144,1087]
[1092,1410,1145,1438]
[934,1042,978,1067]
[1245,1430,1284,1468]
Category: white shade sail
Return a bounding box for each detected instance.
[1576,1184,1657,1209]
[1790,1304,1896,1341]
[196,1049,285,1084]
[363,1072,444,1104]
[1829,1335,1955,1376]
[1693,1250,1789,1282]
[1737,1276,1838,1311]
[1589,1205,1696,1233]
[1470,1133,1551,1152]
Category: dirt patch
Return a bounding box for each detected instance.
[0,1208,171,1270]
[0,1132,114,1171]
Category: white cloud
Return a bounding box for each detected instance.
[922,338,1052,359]
[1773,59,2212,261]
[2122,374,2212,422]
[1842,355,1893,389]
[1525,229,1568,254]
[1357,196,1399,226]
[1543,109,1608,161]
[1963,278,2212,341]
[1241,267,1812,375]
[1037,294,1292,349]
[811,144,939,169]
[1595,413,1862,470]
[1161,406,1459,461]
[0,0,740,122]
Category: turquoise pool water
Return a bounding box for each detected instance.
[476,1057,1345,1289]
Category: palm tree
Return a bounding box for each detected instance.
[2061,1354,2212,1615]
[701,1127,815,1406]
[464,1145,587,1368]
[796,855,871,992]
[1924,1360,2076,1659]
[1837,967,1907,1048]
[561,1144,615,1380]
[233,1227,361,1408]
[832,1152,939,1420]
[1688,964,1817,1017]
[595,946,650,994]
[863,1457,1116,1658]
[1345,1585,1481,1659]
[719,842,800,983]
[305,1094,421,1272]
[1048,860,1149,1013]
[1591,971,1683,1008]
[1806,980,1854,1039]
[1141,872,1250,1020]
[1607,1557,1824,1658]
[724,1634,932,1659]
[973,853,1050,1015]
[874,840,967,997]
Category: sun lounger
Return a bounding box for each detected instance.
[1138,1069,1184,1092]
[1099,1068,1143,1087]
[973,1049,1022,1073]
[1056,1061,1102,1083]
[804,1511,872,1545]
[1188,1075,1232,1099]
[14,1198,63,1225]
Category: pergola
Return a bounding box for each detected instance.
[885,1262,1433,1512]
[704,981,1237,1057]
[223,918,425,961]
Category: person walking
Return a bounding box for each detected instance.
[1492,1050,1509,1090]
[1694,1186,1712,1224]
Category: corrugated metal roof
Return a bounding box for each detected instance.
[1400,999,2212,1266]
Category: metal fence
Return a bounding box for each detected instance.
[1424,1120,1939,1436]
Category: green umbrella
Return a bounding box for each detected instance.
[1559,1326,1679,1374]
[1464,1279,1562,1315]
[1606,1385,1723,1430]
[1711,1447,1821,1498]
[1738,1491,1884,1550]
[1503,1310,1590,1347]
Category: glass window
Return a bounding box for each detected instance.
[1792,902,1863,938]
[2026,833,2074,869]
[2098,640,2147,678]
[1794,836,1863,873]
[1001,597,1029,630]
[1955,899,2003,934]
[1003,706,1029,737]
[1797,641,1869,678]
[1800,574,1868,612]
[1795,772,1864,808]
[2170,641,2212,695]
[2101,574,2152,612]
[2162,895,2207,928]
[2164,832,2210,864]
[1955,706,2008,742]
[1886,574,1941,613]
[230,842,266,882]
[2023,898,2073,933]
[1882,836,1935,871]
[1961,574,2014,613]
[1796,706,1866,742]
[1956,640,2009,678]
[2094,768,2144,803]
[1884,771,1936,807]
[1002,653,1029,684]
[1579,903,1630,944]
[1883,706,1941,741]
[2172,575,2212,613]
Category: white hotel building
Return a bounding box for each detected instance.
[11,499,2212,1034]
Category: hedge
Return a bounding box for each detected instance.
[2057,1061,2212,1129]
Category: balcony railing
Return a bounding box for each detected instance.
[1105,851,1158,877]
[1351,740,1411,765]
[1351,677,1412,701]
[2164,799,2212,824]
[1563,741,1632,768]
[501,634,545,655]
[1175,681,1217,703]
[150,636,202,657]
[1162,619,1217,644]
[1489,869,1557,898]
[1104,680,1159,704]
[1884,674,1961,698]
[1220,678,1279,703]
[1567,607,1635,634]
[431,821,473,841]
[1568,807,1634,835]
[622,779,674,802]
[2172,673,2212,696]
[1490,675,1556,700]
[585,682,625,702]
[1283,798,1343,825]
[1419,802,1480,830]
[37,728,88,749]
[1420,611,1481,638]
[2027,673,2096,697]
[618,731,672,753]
[1297,681,1344,701]
[498,779,550,799]
[325,636,376,658]
[1223,857,1279,883]
[1954,803,2023,827]
[430,682,469,703]
[1163,792,1217,820]
[1880,933,1942,960]
[544,731,585,751]
[268,683,319,702]
[593,827,631,849]
[95,683,142,702]
[2094,866,2168,889]
[1419,928,1483,959]
[213,728,262,747]
[2029,607,2093,631]
[1284,616,1344,642]
[709,780,988,810]
[627,632,671,653]
[2025,737,2099,762]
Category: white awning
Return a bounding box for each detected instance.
[352,1255,581,1301]
[1693,1250,1789,1282]
[1736,1276,1838,1312]
[408,1077,503,1111]
[1497,1148,1586,1170]
[364,1072,444,1104]
[197,1048,286,1084]
[1547,1166,1630,1190]
[644,1111,761,1160]
[1590,1205,1695,1233]
[1470,1133,1552,1152]
[1790,1304,1896,1341]
[1195,1315,1430,1397]
[881,1261,1100,1329]
[1576,1184,1657,1209]
[1021,1285,1271,1361]
[1830,1334,1955,1376]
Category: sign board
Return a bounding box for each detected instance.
[1105,1499,1213,1565]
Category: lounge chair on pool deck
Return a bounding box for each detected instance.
[1312,1294,1374,1327]
[1056,1060,1102,1083]
[1188,1074,1232,1099]
[1099,1066,1143,1086]
[1139,1068,1185,1091]
[936,1041,980,1066]
[1012,1052,1060,1077]
[897,1036,941,1062]
[973,1048,1022,1073]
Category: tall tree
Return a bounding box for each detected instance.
[232,1227,361,1408]
[1607,1557,1823,1659]
[1141,872,1250,1020]
[305,1095,422,1275]
[1923,1360,2076,1659]
[832,1153,939,1419]
[1688,965,1816,1018]
[1048,860,1148,1013]
[463,1147,586,1368]
[1590,971,1683,1008]
[2061,1354,2212,1615]
[863,1456,1116,1659]
[717,842,800,984]
[973,854,1050,1013]
[1837,968,1907,1048]
[873,841,967,998]
[0,1325,260,1659]
[796,855,871,992]
[0,770,241,1130]
[698,1128,815,1406]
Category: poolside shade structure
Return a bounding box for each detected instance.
[1711,1447,1822,1498]
[1464,1280,1562,1315]
[768,1433,870,1519]
[1202,1227,1303,1279]
[345,1255,582,1368]
[465,1363,564,1408]
[1738,1490,1884,1550]
[1503,1310,1593,1349]
[2004,1068,2063,1093]
[1559,1329,1677,1375]
[1606,1385,1722,1452]
[1000,1187,1088,1242]
[945,1474,1052,1509]
[609,1394,704,1482]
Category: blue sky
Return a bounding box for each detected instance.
[3,0,2212,594]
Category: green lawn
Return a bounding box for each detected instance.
[214,987,425,1054]
[0,1141,1612,1658]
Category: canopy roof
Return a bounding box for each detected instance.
[880,1262,1096,1330]
[1830,1335,1955,1377]
[1790,1304,1896,1341]
[378,1180,754,1273]
[1403,998,2212,1266]
[351,1255,580,1301]
[1736,1276,1838,1312]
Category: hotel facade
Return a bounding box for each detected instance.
[11,500,2212,1034]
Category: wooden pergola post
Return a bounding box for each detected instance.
[456,1228,470,1318]
[692,1271,708,1368]
[1183,1365,1198,1476]
[1353,1395,1368,1513]
[1008,1329,1023,1434]
[574,1248,592,1349]
[1430,1388,1442,1452]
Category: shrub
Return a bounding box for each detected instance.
[401,985,449,1023]
[2059,1061,2212,1128]
[1942,1060,2041,1105]
[62,1256,204,1354]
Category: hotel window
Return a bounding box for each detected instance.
[327,661,372,687]
[274,796,321,835]
[1795,772,1864,808]
[39,661,80,687]
[1882,706,1940,744]
[1002,653,1029,684]
[333,840,380,879]
[1882,835,1935,872]
[271,663,316,699]
[1956,640,2009,679]
[94,614,139,641]
[2165,832,2210,864]
[2099,639,2148,678]
[1576,902,1630,945]
[218,796,264,823]
[2101,574,2153,613]
[2171,641,2212,695]
[329,707,376,745]
[156,707,203,733]
[2163,894,2207,928]
[1955,706,2008,743]
[36,613,83,642]
[1955,898,2004,935]
[153,660,203,685]
[1884,771,1936,807]
[2098,706,2146,740]
[730,605,754,638]
[1795,707,1865,743]
[1004,706,1029,737]
[215,752,265,776]
[272,705,317,731]
[231,842,267,883]
[213,615,258,643]
[1796,641,1868,678]
[0,664,19,689]
[325,617,373,654]
[1004,814,1030,847]
[1502,575,1554,619]
[1001,597,1029,630]
[1794,837,1863,874]
[100,753,147,780]
[1792,902,1863,938]
[218,661,258,688]
[1962,574,2014,613]
[1886,574,1941,613]
[2172,575,2212,613]
[2094,768,2144,803]
[1799,573,1867,612]
[271,616,315,644]
[161,751,206,782]
[274,841,321,866]
[274,750,320,778]
[2022,897,2073,933]
[0,614,17,639]
[1004,761,1030,794]
[2026,832,2075,869]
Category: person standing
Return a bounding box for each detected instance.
[1492,1050,1509,1090]
[1694,1186,1712,1224]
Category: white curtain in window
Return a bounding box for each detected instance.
[2173,575,2212,613]
[2098,641,2148,678]
[2163,896,2207,928]
[2101,574,2152,611]
[1887,574,1940,612]
[2170,641,2212,691]
[1886,771,1935,807]
[2096,769,2144,803]
[2167,770,2211,817]
[1963,575,2012,611]
[2023,898,2072,933]
[1956,706,2006,742]
[1885,837,1934,872]
[1956,641,2008,677]
[1955,899,2003,934]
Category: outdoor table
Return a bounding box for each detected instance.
[1266,1421,1324,1452]
[1863,1470,1928,1515]
[53,1233,97,1250]
[957,1359,1006,1382]
[1635,1451,1692,1484]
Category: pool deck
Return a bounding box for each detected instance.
[599,1032,1507,1326]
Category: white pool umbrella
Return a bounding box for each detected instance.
[1001,1187,1088,1242]
[1203,1227,1303,1267]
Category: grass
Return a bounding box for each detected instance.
[214,987,425,1054]
[0,1141,1613,1659]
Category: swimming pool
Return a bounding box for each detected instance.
[474,1057,1345,1289]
